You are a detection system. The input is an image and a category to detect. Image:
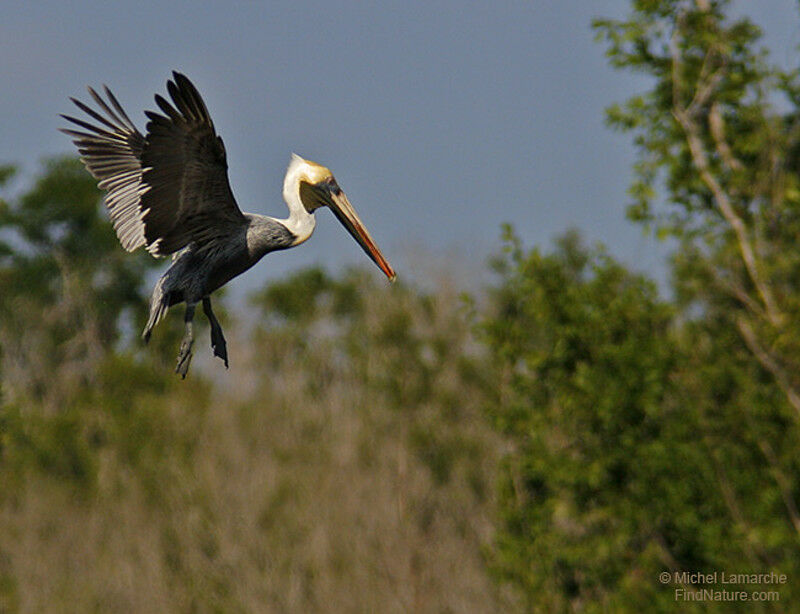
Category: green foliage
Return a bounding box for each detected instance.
[593,0,800,557]
[593,0,787,239]
[592,1,800,385]
[0,156,208,501]
[0,157,226,610]
[481,230,677,610]
[250,263,491,423]
[472,1,800,610]
[250,265,363,324]
[481,227,800,611]
[0,157,164,407]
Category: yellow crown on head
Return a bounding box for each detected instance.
[290,153,332,184]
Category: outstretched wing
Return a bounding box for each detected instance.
[61,71,246,256]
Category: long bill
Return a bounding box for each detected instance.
[328,191,396,281]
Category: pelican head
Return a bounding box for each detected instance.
[286,154,396,281]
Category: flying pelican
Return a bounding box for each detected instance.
[61,71,396,377]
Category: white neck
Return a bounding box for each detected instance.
[276,156,316,245]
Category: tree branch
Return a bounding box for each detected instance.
[737,318,800,420]
[708,266,766,320]
[671,0,782,327]
[708,103,744,173]
[672,90,782,326]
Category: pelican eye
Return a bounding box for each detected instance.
[324,177,341,195]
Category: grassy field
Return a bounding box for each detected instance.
[0,255,512,612]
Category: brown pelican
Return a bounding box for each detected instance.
[61,71,395,377]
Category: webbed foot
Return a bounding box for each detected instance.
[210,326,228,368]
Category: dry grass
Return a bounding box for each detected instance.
[0,271,510,613]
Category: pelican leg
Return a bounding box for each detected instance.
[203,297,228,368]
[175,302,196,379]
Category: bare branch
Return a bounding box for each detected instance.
[737,318,800,420]
[672,0,782,325]
[672,106,783,325]
[708,266,766,320]
[709,103,744,172]
[686,65,726,118]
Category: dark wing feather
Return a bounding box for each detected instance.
[61,71,245,256]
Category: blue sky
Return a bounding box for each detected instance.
[1,1,797,296]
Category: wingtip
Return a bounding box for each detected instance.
[172,70,189,86]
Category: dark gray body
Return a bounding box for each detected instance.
[143,214,295,338]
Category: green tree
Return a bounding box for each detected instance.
[0,156,209,492]
[0,157,162,406]
[476,2,800,610]
[594,0,800,416]
[0,158,219,611]
[481,227,800,611]
[595,0,800,598]
[481,229,682,611]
